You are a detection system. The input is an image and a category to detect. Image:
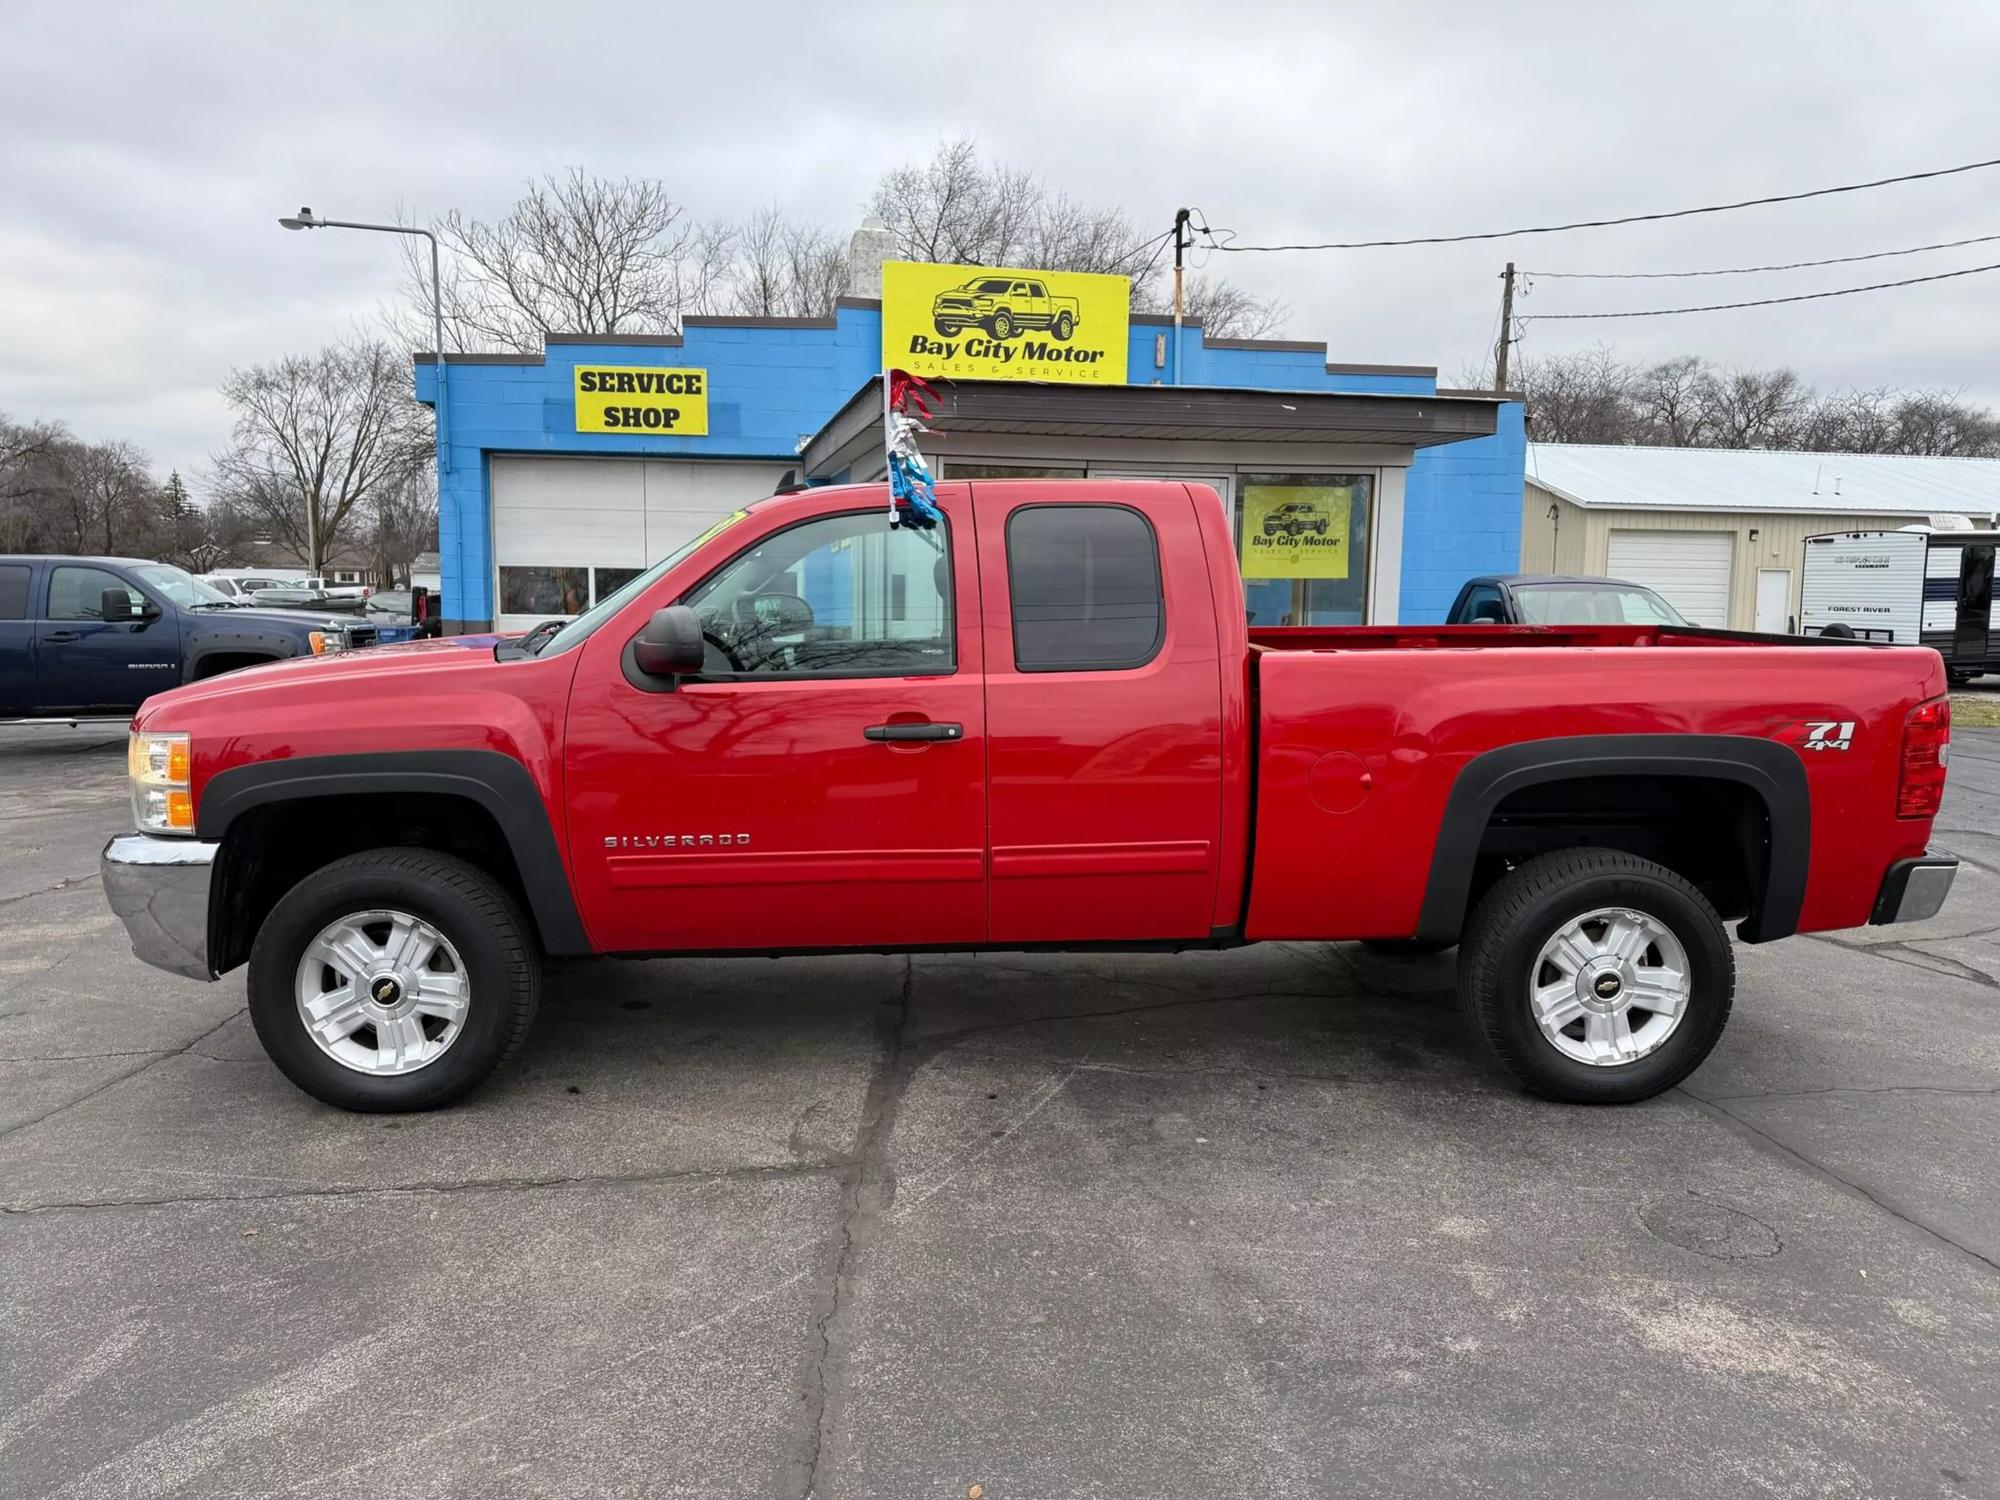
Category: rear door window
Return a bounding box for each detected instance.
[1005,505,1164,671]
[0,564,29,619]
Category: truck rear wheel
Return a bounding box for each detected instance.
[1052,311,1075,340]
[1458,848,1733,1104]
[247,848,540,1112]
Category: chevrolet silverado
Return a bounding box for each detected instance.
[101,481,1957,1112]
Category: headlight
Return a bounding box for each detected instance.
[129,730,193,834]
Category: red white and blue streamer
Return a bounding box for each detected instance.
[883,369,941,529]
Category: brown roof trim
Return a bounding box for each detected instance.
[682,314,839,330]
[1206,337,1328,354]
[413,352,544,366]
[1325,362,1437,378]
[544,332,685,348]
[835,296,882,311]
[1129,313,1205,328]
[1438,386,1525,401]
[802,376,1502,475]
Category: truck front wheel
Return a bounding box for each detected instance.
[247,848,541,1112]
[1458,848,1733,1104]
[1052,311,1075,340]
[989,310,1014,339]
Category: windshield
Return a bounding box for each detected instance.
[534,509,753,658]
[1514,583,1688,627]
[967,278,1012,294]
[132,563,233,608]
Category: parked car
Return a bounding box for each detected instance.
[1447,573,1690,627]
[251,585,364,614]
[0,555,381,719]
[302,575,372,601]
[930,275,1080,341]
[199,572,304,603]
[101,480,1955,1114]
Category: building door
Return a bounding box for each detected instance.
[562,493,987,953]
[974,480,1225,944]
[1606,531,1734,628]
[1754,569,1792,634]
[1955,545,1994,659]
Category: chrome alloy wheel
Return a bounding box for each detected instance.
[1529,906,1690,1068]
[295,909,470,1076]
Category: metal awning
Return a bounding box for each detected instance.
[802,376,1504,478]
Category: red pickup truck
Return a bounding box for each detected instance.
[102,480,1957,1113]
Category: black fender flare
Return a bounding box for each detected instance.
[183,638,294,682]
[1413,734,1810,945]
[196,749,590,954]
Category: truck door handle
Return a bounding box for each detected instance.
[45,630,79,643]
[863,722,964,742]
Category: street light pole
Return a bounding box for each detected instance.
[279,206,449,577]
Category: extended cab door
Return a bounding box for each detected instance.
[974,482,1226,943]
[564,491,987,952]
[34,563,180,714]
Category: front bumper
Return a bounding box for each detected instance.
[102,834,218,981]
[1871,855,1958,925]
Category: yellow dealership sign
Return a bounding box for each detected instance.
[1240,485,1354,580]
[574,366,709,435]
[882,261,1129,384]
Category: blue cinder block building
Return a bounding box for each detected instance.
[414,297,1522,634]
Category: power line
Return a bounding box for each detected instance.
[1204,155,2000,253]
[1522,259,2000,320]
[1527,231,2000,279]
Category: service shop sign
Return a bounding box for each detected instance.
[882,261,1129,385]
[1240,485,1354,580]
[573,366,710,435]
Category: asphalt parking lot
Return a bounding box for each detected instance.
[2,721,1998,1499]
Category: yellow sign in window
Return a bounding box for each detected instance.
[574,366,709,435]
[882,262,1129,385]
[1240,485,1354,580]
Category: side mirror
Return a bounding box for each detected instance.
[101,587,153,622]
[632,605,704,678]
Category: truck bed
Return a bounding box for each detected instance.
[1239,624,1945,944]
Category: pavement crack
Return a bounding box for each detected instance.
[1678,1087,2000,1276]
[1696,1082,2000,1103]
[793,954,914,1499]
[0,871,99,909]
[0,1158,843,1215]
[0,1006,245,1142]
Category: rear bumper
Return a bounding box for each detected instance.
[101,834,218,981]
[1871,855,1958,925]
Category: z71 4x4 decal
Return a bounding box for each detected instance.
[1774,719,1857,752]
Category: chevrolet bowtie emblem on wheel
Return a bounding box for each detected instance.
[371,977,400,1004]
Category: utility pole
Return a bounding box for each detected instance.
[1170,208,1191,386]
[1494,261,1516,392]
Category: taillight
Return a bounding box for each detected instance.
[1897,695,1950,819]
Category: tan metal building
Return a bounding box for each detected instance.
[1523,444,2000,632]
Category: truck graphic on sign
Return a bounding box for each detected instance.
[1261,500,1331,538]
[931,276,1080,341]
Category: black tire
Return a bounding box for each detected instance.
[1360,938,1456,956]
[1820,622,1856,640]
[1947,668,1976,687]
[1458,848,1733,1104]
[989,310,1014,339]
[933,319,961,337]
[1052,311,1075,340]
[248,848,540,1112]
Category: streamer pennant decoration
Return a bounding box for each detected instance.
[884,369,942,529]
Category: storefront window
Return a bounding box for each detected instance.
[1235,473,1373,626]
[500,566,590,617]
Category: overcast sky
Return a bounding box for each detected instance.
[5,0,1998,482]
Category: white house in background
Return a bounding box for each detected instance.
[1523,444,2000,633]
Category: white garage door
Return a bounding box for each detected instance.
[491,457,795,631]
[1606,530,1734,628]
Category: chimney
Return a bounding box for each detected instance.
[846,214,895,299]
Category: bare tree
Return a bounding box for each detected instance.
[211,341,431,576]
[365,467,439,586]
[400,170,735,353]
[727,207,848,318]
[1514,345,1639,443]
[870,138,1285,337]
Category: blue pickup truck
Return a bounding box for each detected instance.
[0,556,381,719]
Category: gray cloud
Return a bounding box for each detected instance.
[4,0,1998,481]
